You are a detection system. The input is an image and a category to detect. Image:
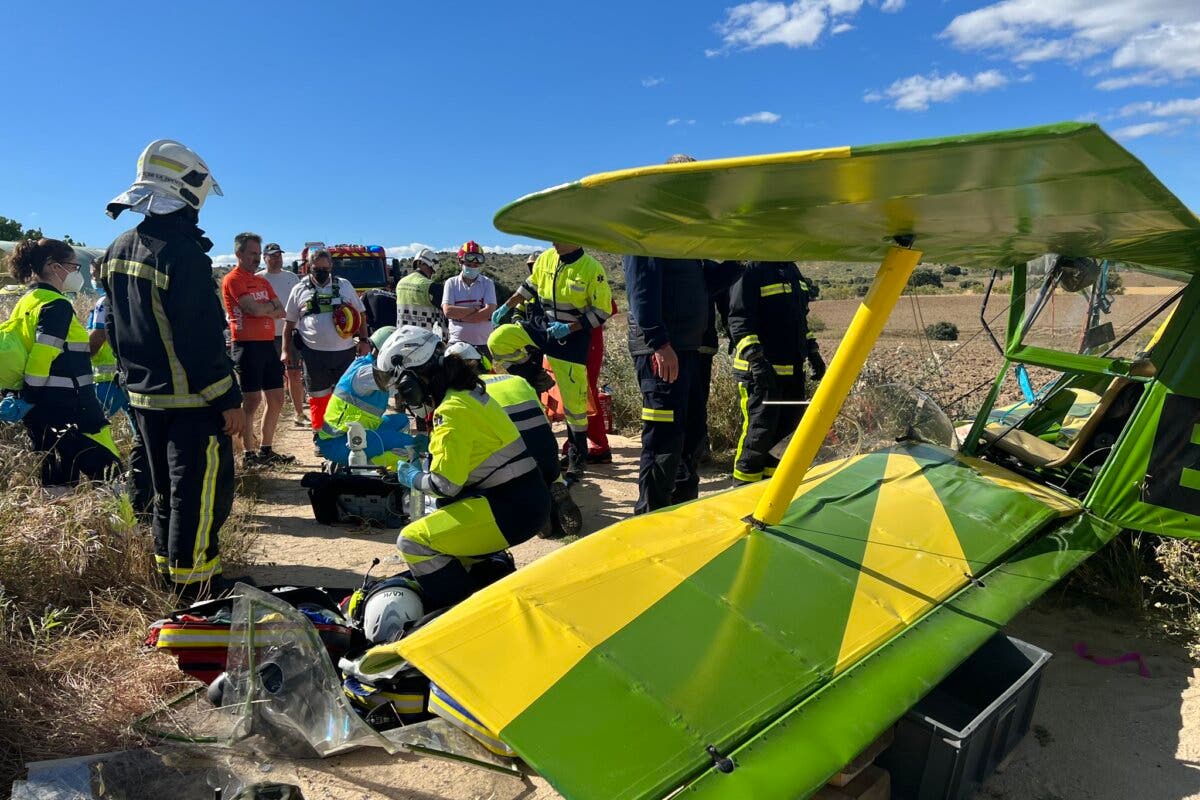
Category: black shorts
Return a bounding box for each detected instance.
[273,336,303,371]
[232,339,284,393]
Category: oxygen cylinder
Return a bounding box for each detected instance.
[346,422,369,469]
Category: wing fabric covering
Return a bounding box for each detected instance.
[398,444,1083,800]
[494,122,1200,275]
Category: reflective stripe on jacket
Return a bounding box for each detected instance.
[10,285,108,431]
[98,214,241,412]
[728,261,819,376]
[415,384,537,498]
[318,354,390,439]
[517,249,612,332]
[395,272,444,332]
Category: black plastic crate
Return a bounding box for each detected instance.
[879,634,1052,800]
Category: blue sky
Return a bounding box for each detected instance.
[3,1,1198,263]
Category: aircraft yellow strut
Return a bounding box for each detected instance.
[753,243,923,526]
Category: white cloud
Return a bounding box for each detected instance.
[384,243,438,260]
[941,2,1200,87]
[734,110,782,125]
[1113,120,1182,139]
[864,70,1009,111]
[709,0,906,54]
[483,243,542,255]
[641,76,664,88]
[1095,72,1168,91]
[666,118,698,126]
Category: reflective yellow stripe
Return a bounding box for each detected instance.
[193,435,219,576]
[128,391,209,409]
[760,282,793,297]
[773,364,795,376]
[103,258,170,290]
[734,383,753,476]
[733,468,764,482]
[168,554,221,584]
[150,288,188,395]
[763,465,777,477]
[641,408,675,423]
[198,375,233,403]
[733,335,760,360]
[732,358,751,371]
[147,154,186,173]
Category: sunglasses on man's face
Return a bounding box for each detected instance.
[462,253,485,265]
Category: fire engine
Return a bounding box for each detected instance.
[295,242,397,293]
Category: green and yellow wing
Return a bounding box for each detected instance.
[495,122,1200,275]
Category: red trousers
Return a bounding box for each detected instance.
[586,326,608,453]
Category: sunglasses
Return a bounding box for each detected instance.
[462,253,485,265]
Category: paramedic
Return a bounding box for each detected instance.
[4,238,122,487]
[379,326,550,608]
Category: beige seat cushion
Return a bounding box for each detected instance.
[981,426,1067,469]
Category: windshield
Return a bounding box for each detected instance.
[1017,257,1183,361]
[333,257,388,289]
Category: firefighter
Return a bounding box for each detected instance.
[624,252,741,513]
[379,327,551,609]
[395,247,445,336]
[4,238,123,488]
[315,325,418,467]
[728,261,826,484]
[447,341,582,538]
[488,243,612,482]
[100,140,245,598]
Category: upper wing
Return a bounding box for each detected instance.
[495,122,1200,275]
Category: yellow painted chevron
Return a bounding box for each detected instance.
[833,452,972,673]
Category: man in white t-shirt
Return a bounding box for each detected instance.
[280,248,368,434]
[441,240,498,356]
[256,242,305,423]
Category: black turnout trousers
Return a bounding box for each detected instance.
[134,407,234,588]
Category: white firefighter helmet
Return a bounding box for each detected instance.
[444,341,482,362]
[107,139,223,219]
[413,248,438,272]
[376,325,442,377]
[362,583,424,644]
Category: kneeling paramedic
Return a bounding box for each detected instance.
[729,261,825,483]
[488,243,612,482]
[316,325,418,468]
[2,238,122,487]
[379,326,551,609]
[447,341,582,538]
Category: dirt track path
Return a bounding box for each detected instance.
[230,415,1200,800]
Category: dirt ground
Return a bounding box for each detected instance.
[206,415,1200,800]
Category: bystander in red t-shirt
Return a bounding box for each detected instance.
[222,268,279,341]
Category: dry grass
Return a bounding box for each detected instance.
[0,414,260,788]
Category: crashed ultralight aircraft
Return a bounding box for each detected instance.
[394,122,1200,799]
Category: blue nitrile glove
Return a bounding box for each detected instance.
[412,434,430,455]
[491,303,511,326]
[396,460,422,489]
[0,396,33,423]
[547,321,570,341]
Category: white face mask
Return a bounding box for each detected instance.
[61,269,84,294]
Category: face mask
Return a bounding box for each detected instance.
[61,269,84,294]
[462,266,481,280]
[396,370,427,408]
[313,268,331,284]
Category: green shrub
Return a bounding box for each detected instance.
[925,321,958,341]
[807,314,827,333]
[942,265,964,277]
[908,269,943,289]
[959,280,984,292]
